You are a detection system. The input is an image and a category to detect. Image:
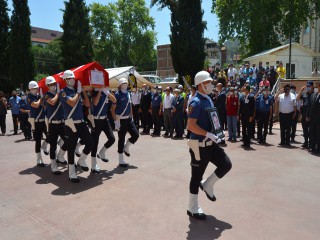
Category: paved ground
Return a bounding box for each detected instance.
[0,112,319,240]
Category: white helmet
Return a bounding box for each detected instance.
[28,81,39,90]
[118,78,128,86]
[62,70,75,79]
[45,76,56,86]
[194,71,212,86]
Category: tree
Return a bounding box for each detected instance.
[90,0,157,71]
[212,0,320,57]
[151,0,206,83]
[8,0,35,90]
[0,0,10,92]
[60,0,93,70]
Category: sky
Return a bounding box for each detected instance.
[6,0,219,46]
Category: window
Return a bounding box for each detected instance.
[51,33,57,37]
[31,30,37,34]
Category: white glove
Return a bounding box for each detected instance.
[77,81,82,93]
[102,87,109,96]
[40,88,43,98]
[57,83,60,94]
[115,120,120,131]
[205,132,221,144]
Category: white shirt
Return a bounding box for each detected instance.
[163,93,174,109]
[131,91,141,105]
[227,68,237,79]
[187,93,196,112]
[278,93,296,113]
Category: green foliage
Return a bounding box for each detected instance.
[60,0,94,69]
[34,73,48,82]
[33,40,62,75]
[8,0,35,90]
[212,0,320,57]
[90,0,157,71]
[151,0,206,83]
[0,0,10,87]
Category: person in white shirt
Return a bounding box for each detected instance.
[162,87,174,137]
[311,68,320,77]
[227,64,237,81]
[130,85,141,129]
[275,84,297,146]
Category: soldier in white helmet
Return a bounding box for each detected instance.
[59,70,93,183]
[111,78,139,167]
[27,81,49,167]
[186,71,232,220]
[43,76,68,175]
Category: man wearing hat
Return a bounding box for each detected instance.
[187,70,232,220]
[296,81,314,148]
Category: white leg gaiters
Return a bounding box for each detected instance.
[77,153,89,171]
[97,146,109,162]
[36,152,45,167]
[200,172,219,201]
[68,164,79,183]
[56,149,67,164]
[118,153,128,167]
[50,159,61,175]
[123,140,132,157]
[187,193,206,220]
[91,157,100,174]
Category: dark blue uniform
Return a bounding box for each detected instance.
[306,92,320,152]
[19,98,32,139]
[44,91,67,160]
[172,94,184,138]
[239,93,255,147]
[300,92,313,146]
[188,92,232,195]
[256,94,273,143]
[151,92,162,135]
[140,90,152,133]
[27,93,47,154]
[114,90,139,155]
[90,90,115,159]
[59,87,93,165]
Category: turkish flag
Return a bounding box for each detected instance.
[38,62,109,93]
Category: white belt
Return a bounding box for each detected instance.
[35,119,45,123]
[73,120,84,124]
[50,120,64,124]
[198,140,213,148]
[93,115,106,120]
[119,116,130,120]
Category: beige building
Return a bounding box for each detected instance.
[31,26,62,46]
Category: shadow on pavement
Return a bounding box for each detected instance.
[19,164,138,196]
[186,215,232,240]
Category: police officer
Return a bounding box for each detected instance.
[59,70,93,183]
[239,85,255,148]
[27,81,49,167]
[296,81,314,148]
[112,78,139,167]
[187,71,232,220]
[255,87,273,144]
[172,88,184,138]
[150,86,163,136]
[91,87,116,173]
[140,84,152,134]
[19,92,32,140]
[44,76,68,175]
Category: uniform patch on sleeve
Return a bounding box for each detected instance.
[28,99,31,103]
[188,105,193,114]
[62,92,66,98]
[45,95,49,99]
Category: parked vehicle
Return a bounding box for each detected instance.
[158,77,179,89]
[141,75,162,84]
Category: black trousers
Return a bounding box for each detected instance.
[132,104,140,128]
[152,106,161,134]
[47,123,67,159]
[290,110,299,140]
[0,114,6,134]
[257,111,269,141]
[218,109,226,130]
[301,113,310,144]
[173,110,184,137]
[269,106,274,132]
[12,114,19,134]
[309,119,320,149]
[117,118,139,154]
[64,122,93,164]
[237,118,241,136]
[279,112,293,144]
[241,118,252,146]
[141,108,152,133]
[189,144,232,194]
[91,118,115,157]
[20,114,31,138]
[33,121,47,153]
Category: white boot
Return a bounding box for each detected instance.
[36,152,45,167]
[91,157,100,174]
[118,153,128,167]
[75,142,81,157]
[123,140,132,157]
[41,141,49,155]
[187,193,206,220]
[58,138,64,148]
[97,146,109,162]
[77,152,89,171]
[68,164,79,183]
[50,159,61,175]
[56,149,67,164]
[200,172,219,201]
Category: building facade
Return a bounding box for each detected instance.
[31,27,62,46]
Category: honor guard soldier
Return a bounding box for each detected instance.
[59,70,93,183]
[90,87,117,173]
[44,76,68,175]
[187,71,232,220]
[27,81,49,167]
[112,78,139,167]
